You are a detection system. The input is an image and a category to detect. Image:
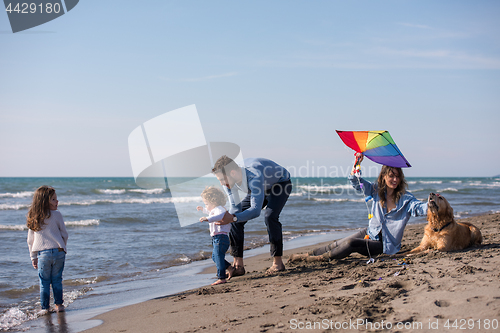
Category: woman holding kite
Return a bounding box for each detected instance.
[289,131,428,262]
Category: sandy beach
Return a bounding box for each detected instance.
[84,213,500,333]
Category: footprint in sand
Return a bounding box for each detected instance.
[434,300,450,307]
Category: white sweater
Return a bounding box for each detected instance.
[27,210,68,260]
[204,206,231,237]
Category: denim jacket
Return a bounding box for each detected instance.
[348,175,427,255]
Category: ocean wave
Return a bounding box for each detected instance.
[407,181,417,185]
[450,180,463,184]
[0,191,33,198]
[0,224,28,231]
[0,219,100,231]
[311,198,364,203]
[96,189,127,194]
[455,211,470,218]
[297,184,352,193]
[467,181,500,188]
[0,203,29,211]
[96,188,166,195]
[441,188,459,192]
[419,181,443,184]
[129,188,165,194]
[65,219,100,227]
[0,286,91,331]
[0,307,37,331]
[64,276,108,286]
[59,196,200,206]
[0,197,201,210]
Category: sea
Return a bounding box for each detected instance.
[1,176,499,332]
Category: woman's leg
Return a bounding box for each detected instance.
[308,228,368,256]
[325,238,383,260]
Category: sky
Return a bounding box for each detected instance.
[1,0,499,178]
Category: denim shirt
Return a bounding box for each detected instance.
[348,175,427,255]
[224,158,290,222]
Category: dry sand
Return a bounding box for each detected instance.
[84,213,500,333]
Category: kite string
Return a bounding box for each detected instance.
[354,153,376,264]
[353,154,373,220]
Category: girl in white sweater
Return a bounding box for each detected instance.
[27,186,68,314]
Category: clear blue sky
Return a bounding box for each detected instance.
[1,1,499,177]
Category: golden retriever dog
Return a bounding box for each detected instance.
[407,193,482,255]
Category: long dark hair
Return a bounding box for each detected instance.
[377,166,407,209]
[26,186,55,231]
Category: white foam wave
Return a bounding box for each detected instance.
[97,189,126,194]
[0,224,27,231]
[0,196,201,210]
[129,188,165,194]
[467,181,500,188]
[0,203,29,210]
[0,220,100,231]
[0,307,37,331]
[0,285,92,331]
[65,219,100,227]
[63,288,90,306]
[407,181,417,185]
[297,184,352,193]
[177,255,191,263]
[312,198,364,203]
[450,180,462,184]
[442,188,459,192]
[61,196,200,206]
[454,211,470,218]
[419,181,442,184]
[0,191,33,198]
[96,188,165,195]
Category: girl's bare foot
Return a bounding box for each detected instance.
[211,279,226,285]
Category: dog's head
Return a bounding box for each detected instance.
[427,192,454,222]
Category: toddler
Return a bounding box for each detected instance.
[196,186,231,285]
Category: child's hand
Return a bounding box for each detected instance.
[32,259,38,269]
[196,206,203,211]
[199,217,208,222]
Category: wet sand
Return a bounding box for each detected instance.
[83,213,500,332]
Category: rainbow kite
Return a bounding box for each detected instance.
[336,130,411,168]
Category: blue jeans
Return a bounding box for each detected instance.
[37,248,65,309]
[230,180,292,257]
[212,234,231,279]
